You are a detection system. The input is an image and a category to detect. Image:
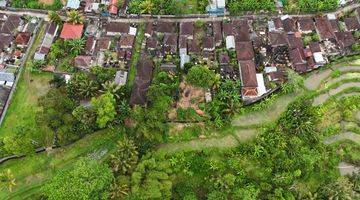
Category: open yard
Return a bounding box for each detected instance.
[0,72,52,139]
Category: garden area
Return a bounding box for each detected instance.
[10,0,64,10]
[127,0,209,15]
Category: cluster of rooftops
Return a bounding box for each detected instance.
[0,14,40,117]
[31,7,360,106]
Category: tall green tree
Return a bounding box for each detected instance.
[48,11,62,25]
[108,137,139,175]
[0,169,16,192]
[91,92,117,128]
[67,10,84,25]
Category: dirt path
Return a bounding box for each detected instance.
[338,162,360,176]
[313,82,360,106]
[305,65,360,91]
[337,92,360,100]
[159,128,257,154]
[232,92,297,127]
[322,73,360,89]
[323,132,360,145]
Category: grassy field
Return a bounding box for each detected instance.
[0,129,120,199]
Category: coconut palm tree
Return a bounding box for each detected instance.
[79,79,98,99]
[67,10,84,25]
[67,38,85,56]
[48,11,62,25]
[139,0,154,14]
[108,137,138,175]
[101,81,123,100]
[0,169,16,192]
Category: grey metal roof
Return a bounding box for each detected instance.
[0,72,14,82]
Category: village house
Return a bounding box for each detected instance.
[315,17,335,40]
[289,48,308,73]
[235,41,254,60]
[74,55,93,70]
[109,0,119,15]
[60,23,84,40]
[66,0,81,9]
[15,32,31,48]
[0,71,14,87]
[84,36,96,55]
[282,17,297,33]
[225,35,235,50]
[155,22,176,34]
[34,23,58,60]
[335,31,356,51]
[203,36,215,52]
[106,22,129,36]
[1,15,21,35]
[213,21,222,46]
[206,0,226,15]
[239,60,258,98]
[85,0,100,13]
[118,35,135,49]
[287,32,303,49]
[144,23,153,38]
[179,22,194,39]
[223,23,233,37]
[268,18,284,32]
[130,56,154,106]
[344,17,360,31]
[298,18,316,34]
[163,34,177,55]
[268,32,288,47]
[114,70,128,86]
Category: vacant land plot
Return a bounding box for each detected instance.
[0,72,52,140]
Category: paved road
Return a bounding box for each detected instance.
[0,3,358,23]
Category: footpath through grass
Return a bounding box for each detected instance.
[0,129,119,199]
[127,23,145,89]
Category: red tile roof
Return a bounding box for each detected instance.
[15,32,31,45]
[239,60,258,97]
[60,23,84,40]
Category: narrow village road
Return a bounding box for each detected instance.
[0,3,357,23]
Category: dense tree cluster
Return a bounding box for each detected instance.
[186,65,218,88]
[227,0,276,14]
[206,79,242,127]
[128,0,208,15]
[285,0,338,13]
[11,0,63,10]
